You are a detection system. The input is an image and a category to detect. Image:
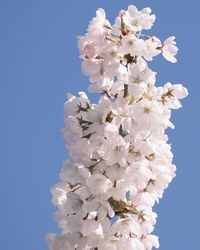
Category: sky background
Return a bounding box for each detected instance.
[0,1,199,250]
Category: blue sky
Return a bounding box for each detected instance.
[0,1,199,249]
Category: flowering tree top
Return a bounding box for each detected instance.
[47,5,188,250]
[78,5,179,95]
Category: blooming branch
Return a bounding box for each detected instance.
[47,4,188,250]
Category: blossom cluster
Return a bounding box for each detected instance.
[47,5,188,250]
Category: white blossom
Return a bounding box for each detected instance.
[87,174,112,195]
[162,36,178,63]
[116,5,156,32]
[47,4,188,250]
[120,34,145,57]
[143,36,161,61]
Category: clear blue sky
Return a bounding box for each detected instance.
[0,1,199,250]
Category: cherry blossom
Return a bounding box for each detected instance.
[162,36,178,63]
[47,4,188,250]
